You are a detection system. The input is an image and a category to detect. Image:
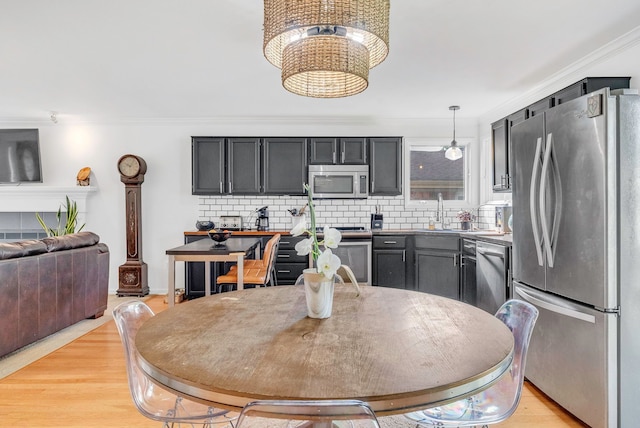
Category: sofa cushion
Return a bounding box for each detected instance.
[42,232,100,252]
[0,240,48,260]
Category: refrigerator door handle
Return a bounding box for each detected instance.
[549,134,563,268]
[515,285,596,323]
[530,137,545,266]
[539,132,558,268]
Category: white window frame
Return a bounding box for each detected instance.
[404,137,478,210]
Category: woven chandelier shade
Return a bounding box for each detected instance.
[263,0,390,98]
[283,36,369,98]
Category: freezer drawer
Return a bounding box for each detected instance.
[514,283,617,428]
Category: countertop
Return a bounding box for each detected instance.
[185,229,512,245]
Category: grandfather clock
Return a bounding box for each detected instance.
[117,154,149,297]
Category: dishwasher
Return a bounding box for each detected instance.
[475,241,508,314]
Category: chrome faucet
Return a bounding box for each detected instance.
[436,193,444,224]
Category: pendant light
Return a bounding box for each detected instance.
[445,105,462,161]
[263,0,390,98]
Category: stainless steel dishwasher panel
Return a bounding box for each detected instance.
[476,241,507,314]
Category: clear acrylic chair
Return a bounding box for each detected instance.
[235,399,381,427]
[113,300,237,427]
[404,299,539,427]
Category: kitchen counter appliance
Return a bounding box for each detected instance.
[219,215,243,231]
[511,88,640,428]
[308,164,369,199]
[256,206,269,231]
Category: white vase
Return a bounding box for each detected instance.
[298,268,334,319]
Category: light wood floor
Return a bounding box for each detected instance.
[0,295,589,427]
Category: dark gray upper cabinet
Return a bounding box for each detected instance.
[308,138,338,164]
[193,135,404,196]
[192,137,226,195]
[309,137,367,164]
[339,138,367,164]
[263,137,307,195]
[491,119,509,192]
[369,137,402,195]
[228,138,261,194]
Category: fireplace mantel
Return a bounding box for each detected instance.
[0,186,96,214]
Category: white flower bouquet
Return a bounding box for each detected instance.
[290,183,359,293]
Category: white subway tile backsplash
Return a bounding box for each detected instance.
[195,195,497,231]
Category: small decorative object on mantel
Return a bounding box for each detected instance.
[76,166,91,186]
[457,209,474,231]
[291,183,359,319]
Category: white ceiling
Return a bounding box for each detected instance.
[2,0,640,123]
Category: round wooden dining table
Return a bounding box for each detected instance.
[135,285,514,416]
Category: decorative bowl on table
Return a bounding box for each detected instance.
[208,229,232,245]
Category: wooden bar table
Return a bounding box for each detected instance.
[136,286,514,416]
[165,237,261,306]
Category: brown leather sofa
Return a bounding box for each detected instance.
[0,232,109,358]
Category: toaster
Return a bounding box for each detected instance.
[219,215,243,231]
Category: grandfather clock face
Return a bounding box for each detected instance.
[117,154,149,297]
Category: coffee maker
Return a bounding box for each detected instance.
[256,206,269,231]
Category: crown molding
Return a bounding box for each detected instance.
[481,24,640,124]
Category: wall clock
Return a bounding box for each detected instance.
[117,154,149,297]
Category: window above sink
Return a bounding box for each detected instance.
[404,138,479,210]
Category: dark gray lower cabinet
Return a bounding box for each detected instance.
[414,235,460,299]
[372,235,410,289]
[275,236,308,285]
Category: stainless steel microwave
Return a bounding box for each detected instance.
[308,165,369,199]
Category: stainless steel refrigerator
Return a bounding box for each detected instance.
[511,87,640,428]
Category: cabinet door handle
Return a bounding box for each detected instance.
[333,152,336,164]
[402,250,406,262]
[371,180,375,193]
[277,270,291,274]
[219,181,223,193]
[383,241,397,244]
[228,181,232,192]
[280,241,290,245]
[341,150,345,163]
[278,254,290,258]
[453,254,457,267]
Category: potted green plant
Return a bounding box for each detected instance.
[35,195,85,237]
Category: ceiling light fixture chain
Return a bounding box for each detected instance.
[263,0,390,98]
[445,105,463,161]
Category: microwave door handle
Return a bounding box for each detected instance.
[530,137,545,267]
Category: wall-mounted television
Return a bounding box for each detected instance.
[0,129,42,184]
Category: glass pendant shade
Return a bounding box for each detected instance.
[445,143,463,160]
[263,0,390,98]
